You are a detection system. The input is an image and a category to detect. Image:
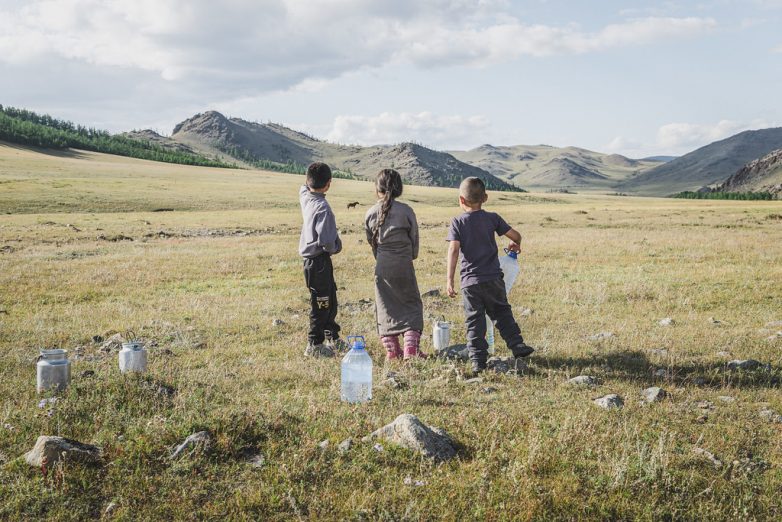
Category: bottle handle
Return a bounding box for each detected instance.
[346,335,365,348]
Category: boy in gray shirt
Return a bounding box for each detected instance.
[300,162,344,357]
[446,177,534,372]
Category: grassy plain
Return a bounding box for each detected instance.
[1,142,782,520]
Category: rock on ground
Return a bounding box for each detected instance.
[568,375,598,386]
[642,387,667,403]
[171,431,212,459]
[487,357,525,374]
[436,344,469,361]
[421,289,440,298]
[589,332,614,341]
[338,438,353,454]
[594,394,624,409]
[759,408,782,423]
[727,359,765,371]
[693,447,722,469]
[658,317,675,327]
[100,333,125,352]
[362,413,457,462]
[25,436,101,467]
[304,344,334,358]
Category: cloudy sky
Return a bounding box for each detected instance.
[1,0,780,157]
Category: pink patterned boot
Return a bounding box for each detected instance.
[403,330,426,360]
[382,335,402,360]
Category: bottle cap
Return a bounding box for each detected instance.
[504,248,518,259]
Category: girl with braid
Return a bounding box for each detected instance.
[364,169,425,360]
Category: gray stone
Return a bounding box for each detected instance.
[594,394,623,409]
[381,372,407,390]
[717,396,735,403]
[246,453,265,468]
[272,318,285,327]
[318,440,330,450]
[99,333,124,353]
[658,317,675,327]
[731,458,769,477]
[568,375,598,386]
[654,368,668,378]
[437,344,469,361]
[104,502,118,517]
[696,400,714,410]
[588,331,614,341]
[338,438,353,454]
[24,436,101,467]
[487,356,525,374]
[463,377,484,384]
[642,387,667,403]
[91,335,104,343]
[481,386,498,394]
[170,431,212,459]
[727,359,763,371]
[759,408,782,424]
[715,351,731,357]
[520,308,534,317]
[693,447,722,469]
[362,413,457,462]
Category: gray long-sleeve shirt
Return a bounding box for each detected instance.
[299,185,342,258]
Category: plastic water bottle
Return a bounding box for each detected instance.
[486,249,520,354]
[341,335,372,403]
[499,249,520,293]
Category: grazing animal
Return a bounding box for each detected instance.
[347,201,360,209]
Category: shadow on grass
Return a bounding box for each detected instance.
[2,141,92,160]
[533,350,781,390]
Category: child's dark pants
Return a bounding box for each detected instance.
[303,253,340,345]
[462,278,525,368]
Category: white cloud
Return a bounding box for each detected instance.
[318,111,490,149]
[0,1,718,95]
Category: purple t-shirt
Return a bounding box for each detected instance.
[447,209,511,288]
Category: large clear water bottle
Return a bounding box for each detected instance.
[341,335,372,403]
[486,249,521,353]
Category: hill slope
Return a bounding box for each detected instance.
[449,144,660,191]
[717,148,782,197]
[171,111,518,191]
[618,127,782,195]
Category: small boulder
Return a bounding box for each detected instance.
[759,408,782,424]
[696,400,714,410]
[589,331,614,341]
[304,344,334,358]
[246,453,265,468]
[99,333,124,353]
[658,318,675,327]
[693,447,722,469]
[91,335,104,343]
[338,438,353,454]
[170,430,212,459]
[272,318,285,327]
[25,436,101,467]
[520,308,534,317]
[642,387,667,403]
[362,414,457,462]
[318,440,330,450]
[487,357,525,374]
[594,394,623,409]
[727,359,764,371]
[437,344,469,361]
[568,375,598,386]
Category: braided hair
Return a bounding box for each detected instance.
[371,169,403,249]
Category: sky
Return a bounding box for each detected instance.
[1,0,780,157]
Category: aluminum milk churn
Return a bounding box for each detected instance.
[119,341,148,373]
[37,349,71,393]
[432,321,451,352]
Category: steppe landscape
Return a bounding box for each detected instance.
[2,142,781,520]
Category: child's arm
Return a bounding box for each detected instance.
[504,227,522,253]
[446,240,460,297]
[315,210,342,255]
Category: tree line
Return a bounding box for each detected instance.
[0,105,234,168]
[672,191,775,201]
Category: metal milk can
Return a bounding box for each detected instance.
[37,349,71,393]
[119,341,148,373]
[432,321,451,352]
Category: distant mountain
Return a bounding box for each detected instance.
[717,148,782,198]
[618,127,782,195]
[123,129,196,154]
[170,111,519,191]
[449,144,658,191]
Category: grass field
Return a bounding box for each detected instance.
[1,141,782,520]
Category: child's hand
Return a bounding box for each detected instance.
[507,242,521,253]
[446,280,457,298]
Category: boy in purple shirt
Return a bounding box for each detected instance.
[446,177,534,373]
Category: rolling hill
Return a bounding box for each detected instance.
[617,127,782,195]
[449,144,662,191]
[169,111,520,191]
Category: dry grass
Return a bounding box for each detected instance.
[1,143,782,520]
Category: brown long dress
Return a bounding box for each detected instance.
[364,200,424,336]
